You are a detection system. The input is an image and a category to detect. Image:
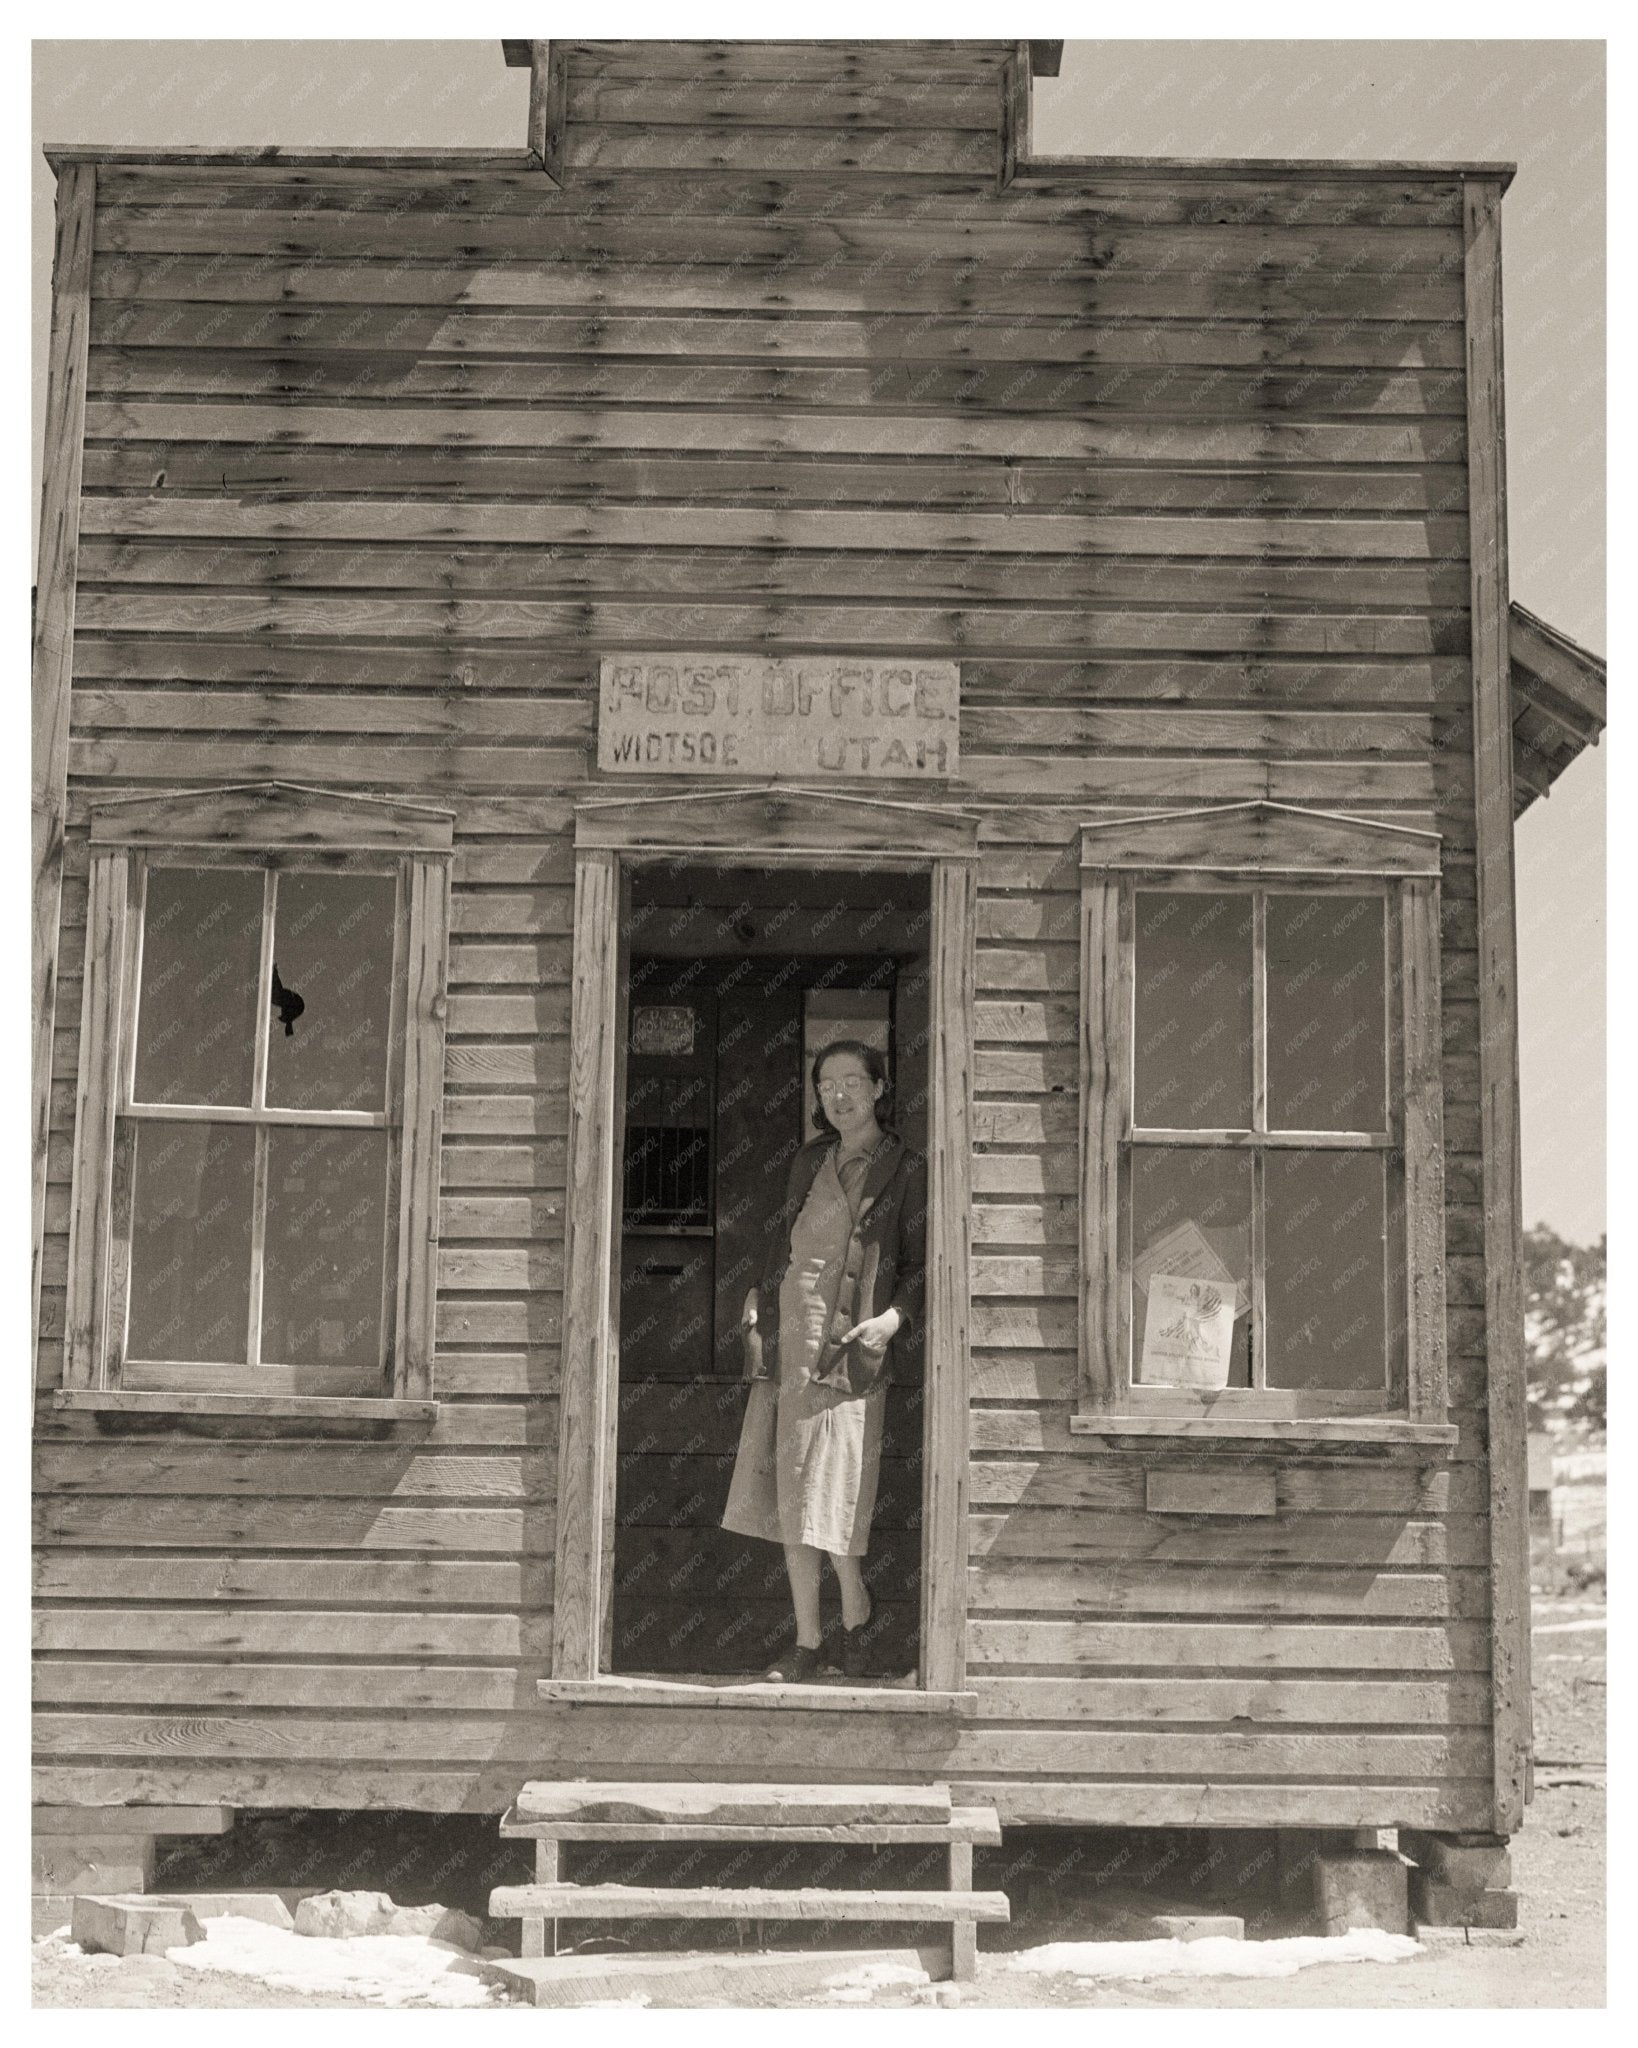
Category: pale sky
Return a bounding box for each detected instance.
[30,38,1607,1244]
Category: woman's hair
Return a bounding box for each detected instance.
[809,1037,896,1134]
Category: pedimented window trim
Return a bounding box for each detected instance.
[64,782,451,1405]
[1079,800,1441,879]
[1076,804,1448,1441]
[89,781,455,853]
[575,782,982,862]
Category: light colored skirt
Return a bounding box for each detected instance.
[721,1362,887,1558]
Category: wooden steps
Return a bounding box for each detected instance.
[489,1779,1007,1981]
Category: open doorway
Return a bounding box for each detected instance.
[610,862,931,1682]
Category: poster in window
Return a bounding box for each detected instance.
[1139,1274,1237,1389]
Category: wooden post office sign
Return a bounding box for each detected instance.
[599,656,960,779]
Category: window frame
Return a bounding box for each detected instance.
[1074,801,1454,1450]
[62,783,453,1411]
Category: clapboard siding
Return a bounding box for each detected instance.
[32,134,1503,1828]
[33,800,568,1784]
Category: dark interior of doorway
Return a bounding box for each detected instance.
[612,862,930,1681]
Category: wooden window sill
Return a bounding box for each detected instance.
[1069,1413,1457,1454]
[538,1676,977,1716]
[53,1390,437,1429]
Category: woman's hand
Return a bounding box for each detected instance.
[740,1290,758,1331]
[838,1307,900,1356]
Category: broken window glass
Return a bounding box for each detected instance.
[265,871,397,1114]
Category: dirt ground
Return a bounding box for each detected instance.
[32,1586,1605,2010]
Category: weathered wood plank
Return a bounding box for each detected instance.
[69,739,587,792]
[82,258,1466,322]
[76,541,1470,611]
[492,1880,1008,1921]
[514,1780,952,1825]
[33,1444,550,1498]
[80,463,1467,521]
[925,858,975,1691]
[26,1764,1490,1829]
[33,161,95,1371]
[78,401,1464,466]
[967,1563,1484,1619]
[33,1610,550,1659]
[961,1781,1493,1830]
[33,1662,545,1711]
[952,1729,1488,1777]
[61,851,126,1389]
[30,1761,529,1814]
[89,251,1469,346]
[30,1710,950,1769]
[87,167,1467,224]
[968,1454,1480,1516]
[967,1510,1488,1568]
[29,1711,1486,1783]
[1078,870,1122,1409]
[71,687,591,743]
[35,1498,548,1555]
[32,1552,549,1606]
[969,1675,1490,1725]
[1465,177,1530,1838]
[552,850,622,1679]
[967,1617,1490,1670]
[88,207,1464,275]
[564,78,1003,129]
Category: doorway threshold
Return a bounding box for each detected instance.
[538,1676,976,1716]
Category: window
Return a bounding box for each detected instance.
[1076,802,1453,1444]
[63,784,452,1408]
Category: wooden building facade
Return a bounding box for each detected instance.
[32,38,1607,1879]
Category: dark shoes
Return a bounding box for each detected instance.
[762,1643,822,1683]
[839,1593,873,1680]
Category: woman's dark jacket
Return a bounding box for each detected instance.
[748,1127,927,1397]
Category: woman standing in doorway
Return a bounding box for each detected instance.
[721,1039,927,1682]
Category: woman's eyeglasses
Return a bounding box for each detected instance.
[818,1075,872,1096]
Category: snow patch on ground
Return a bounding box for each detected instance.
[1009,1929,1422,1981]
[164,1914,496,2007]
[820,1959,933,2001]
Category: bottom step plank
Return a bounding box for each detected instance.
[491,1883,1009,1923]
[479,1944,953,2006]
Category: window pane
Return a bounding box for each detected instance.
[1131,1147,1252,1387]
[126,1122,254,1362]
[1267,893,1386,1132]
[266,871,397,1113]
[261,1127,390,1372]
[134,867,263,1106]
[1133,892,1253,1129]
[1265,1150,1388,1391]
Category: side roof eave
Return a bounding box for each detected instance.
[1510,604,1607,817]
